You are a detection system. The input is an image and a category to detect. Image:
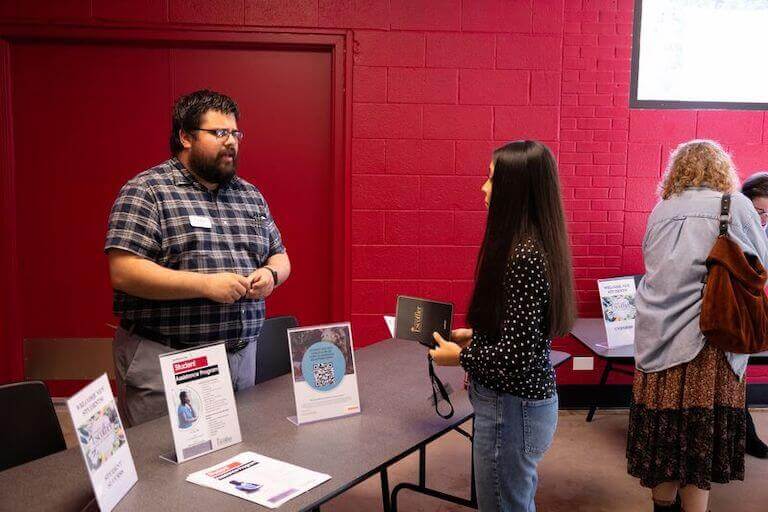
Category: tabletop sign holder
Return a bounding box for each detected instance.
[67,374,138,512]
[158,342,242,463]
[287,322,362,425]
[597,276,640,348]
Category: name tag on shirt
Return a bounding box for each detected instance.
[189,215,212,229]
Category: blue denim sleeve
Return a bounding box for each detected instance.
[729,193,768,268]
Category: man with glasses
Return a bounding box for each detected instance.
[105,89,290,426]
[741,171,768,458]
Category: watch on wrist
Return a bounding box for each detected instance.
[264,266,279,286]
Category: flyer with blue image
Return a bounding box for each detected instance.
[287,322,361,424]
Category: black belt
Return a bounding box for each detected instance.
[119,318,249,353]
[120,318,177,347]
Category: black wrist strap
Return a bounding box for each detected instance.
[428,355,454,419]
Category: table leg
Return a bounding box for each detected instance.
[381,468,391,512]
[391,421,478,511]
[418,445,426,487]
[586,360,612,422]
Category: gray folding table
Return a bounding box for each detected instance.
[385,350,571,512]
[0,340,570,512]
[571,318,768,422]
[389,349,571,511]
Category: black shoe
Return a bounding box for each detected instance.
[746,434,768,458]
[746,409,768,459]
[653,495,681,511]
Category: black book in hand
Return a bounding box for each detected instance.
[395,296,453,348]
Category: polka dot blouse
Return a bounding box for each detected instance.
[459,238,555,400]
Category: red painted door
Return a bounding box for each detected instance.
[10,41,335,340]
[170,47,334,327]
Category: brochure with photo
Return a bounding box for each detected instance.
[186,451,330,509]
[287,322,361,425]
[395,296,453,348]
[67,374,137,512]
[597,276,639,348]
[159,342,242,463]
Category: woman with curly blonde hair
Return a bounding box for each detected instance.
[627,140,768,512]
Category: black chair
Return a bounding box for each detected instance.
[0,380,67,472]
[255,316,298,385]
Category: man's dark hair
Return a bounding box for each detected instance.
[742,171,768,200]
[170,89,240,155]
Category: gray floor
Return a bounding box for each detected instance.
[54,408,768,511]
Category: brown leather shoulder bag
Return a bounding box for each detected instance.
[700,194,768,354]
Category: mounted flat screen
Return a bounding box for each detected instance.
[631,0,768,109]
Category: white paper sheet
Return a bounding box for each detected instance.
[186,451,330,509]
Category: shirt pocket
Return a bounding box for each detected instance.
[164,213,216,269]
[522,394,558,455]
[246,208,271,261]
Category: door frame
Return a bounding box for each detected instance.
[0,23,352,383]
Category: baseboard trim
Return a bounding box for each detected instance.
[556,383,768,409]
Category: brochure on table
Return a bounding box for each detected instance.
[67,374,137,512]
[186,451,330,509]
[287,322,361,425]
[159,342,241,463]
[597,276,637,348]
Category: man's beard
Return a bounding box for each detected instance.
[189,147,238,185]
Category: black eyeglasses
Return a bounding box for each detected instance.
[192,128,244,141]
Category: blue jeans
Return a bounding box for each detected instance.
[470,380,558,512]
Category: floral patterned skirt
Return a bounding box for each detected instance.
[626,343,746,490]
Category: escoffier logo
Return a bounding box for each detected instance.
[173,356,208,374]
[410,304,424,334]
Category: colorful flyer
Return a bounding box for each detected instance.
[186,451,330,509]
[159,342,242,463]
[597,276,638,348]
[67,374,137,512]
[287,322,361,424]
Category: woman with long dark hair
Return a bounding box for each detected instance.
[430,140,575,511]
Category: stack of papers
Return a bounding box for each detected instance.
[186,451,330,509]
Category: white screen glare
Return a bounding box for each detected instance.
[637,0,768,105]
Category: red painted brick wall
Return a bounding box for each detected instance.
[3,0,768,385]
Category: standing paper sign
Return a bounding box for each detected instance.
[159,342,241,463]
[287,322,361,425]
[67,374,137,512]
[384,315,396,338]
[597,276,638,348]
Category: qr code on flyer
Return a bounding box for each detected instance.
[313,362,335,387]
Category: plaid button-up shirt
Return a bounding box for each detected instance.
[105,157,285,348]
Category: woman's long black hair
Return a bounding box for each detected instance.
[467,141,575,339]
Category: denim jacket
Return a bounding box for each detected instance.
[635,188,768,379]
